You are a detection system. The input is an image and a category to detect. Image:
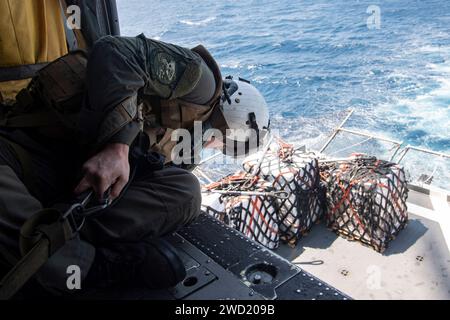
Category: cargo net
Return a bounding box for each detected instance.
[242,139,323,246]
[202,172,280,249]
[320,156,409,252]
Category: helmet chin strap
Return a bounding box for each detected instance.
[221,77,238,105]
[248,112,260,147]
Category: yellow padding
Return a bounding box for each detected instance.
[0,0,68,100]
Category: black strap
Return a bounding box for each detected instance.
[248,112,260,147]
[0,63,48,82]
[0,238,50,300]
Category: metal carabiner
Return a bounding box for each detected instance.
[61,189,112,233]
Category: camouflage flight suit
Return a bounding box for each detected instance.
[0,34,218,293]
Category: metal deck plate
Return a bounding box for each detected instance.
[176,214,349,300]
[276,212,450,299]
[10,214,349,300]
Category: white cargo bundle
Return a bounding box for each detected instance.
[321,156,409,252]
[242,140,323,246]
[201,174,280,249]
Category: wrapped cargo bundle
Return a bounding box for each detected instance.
[321,156,408,252]
[242,140,323,246]
[201,172,281,249]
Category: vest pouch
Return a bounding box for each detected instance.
[32,50,88,130]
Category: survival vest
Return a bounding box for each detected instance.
[0,45,227,162]
[0,50,88,141]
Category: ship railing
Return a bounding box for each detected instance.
[318,109,450,189]
[196,109,449,190]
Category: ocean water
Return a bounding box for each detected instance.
[117,0,450,188]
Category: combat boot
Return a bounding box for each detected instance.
[85,239,186,290]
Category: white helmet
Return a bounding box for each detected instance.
[220,76,270,156]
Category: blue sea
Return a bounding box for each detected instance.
[117,0,450,188]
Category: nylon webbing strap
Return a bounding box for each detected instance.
[0,238,50,300]
[0,188,115,299]
[0,208,72,300]
[0,63,48,82]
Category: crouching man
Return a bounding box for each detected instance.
[0,34,269,295]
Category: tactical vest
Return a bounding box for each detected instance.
[0,50,88,141]
[0,44,227,162]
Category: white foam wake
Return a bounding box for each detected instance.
[179,16,216,26]
[386,64,450,143]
